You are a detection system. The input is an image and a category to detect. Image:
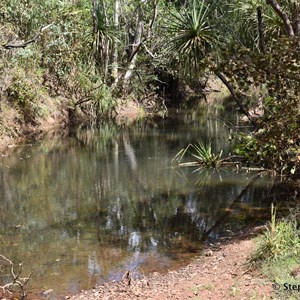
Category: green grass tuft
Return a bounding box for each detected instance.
[251,204,300,299]
[252,205,300,263]
[171,140,223,168]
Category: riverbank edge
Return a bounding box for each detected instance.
[65,225,274,300]
[0,98,146,152]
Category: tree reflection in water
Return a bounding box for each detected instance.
[0,110,280,296]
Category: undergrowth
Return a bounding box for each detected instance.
[251,204,300,299]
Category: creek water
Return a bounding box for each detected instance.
[0,108,276,298]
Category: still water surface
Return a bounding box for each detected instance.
[0,109,274,297]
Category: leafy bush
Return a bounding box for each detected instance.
[235,93,299,176]
[6,69,46,124]
[228,38,300,177]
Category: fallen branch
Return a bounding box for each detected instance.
[241,167,270,172]
[2,23,53,49]
[0,254,32,299]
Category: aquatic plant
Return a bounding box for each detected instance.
[172,140,223,168]
[191,140,223,167]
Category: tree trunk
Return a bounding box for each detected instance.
[92,0,97,34]
[111,0,119,84]
[266,0,295,37]
[147,0,158,39]
[295,4,300,36]
[102,0,109,80]
[122,7,144,92]
[215,71,257,127]
[257,6,266,53]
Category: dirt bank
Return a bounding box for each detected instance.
[67,226,273,300]
[0,97,145,152]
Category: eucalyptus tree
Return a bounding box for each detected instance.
[111,0,120,83]
[120,0,159,93]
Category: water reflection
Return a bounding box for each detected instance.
[0,110,274,297]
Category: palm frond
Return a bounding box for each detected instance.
[166,0,217,76]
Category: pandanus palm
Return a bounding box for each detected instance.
[231,0,286,49]
[92,0,116,78]
[166,0,217,76]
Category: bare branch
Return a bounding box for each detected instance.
[142,42,156,58]
[0,254,32,299]
[2,23,54,49]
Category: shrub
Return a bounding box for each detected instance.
[6,69,46,124]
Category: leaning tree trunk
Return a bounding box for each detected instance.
[266,0,295,37]
[122,7,144,93]
[215,71,257,127]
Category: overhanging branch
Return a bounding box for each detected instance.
[2,23,54,49]
[215,71,257,127]
[266,0,295,37]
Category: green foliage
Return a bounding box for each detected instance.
[162,0,299,178]
[166,0,217,76]
[71,68,117,118]
[230,38,300,176]
[191,140,223,167]
[0,0,299,174]
[172,140,223,168]
[6,69,47,123]
[226,38,300,100]
[252,205,300,262]
[93,84,117,116]
[227,0,285,49]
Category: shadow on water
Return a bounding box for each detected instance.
[0,108,296,298]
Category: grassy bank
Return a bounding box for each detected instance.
[251,205,300,300]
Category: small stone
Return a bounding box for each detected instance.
[43,289,54,296]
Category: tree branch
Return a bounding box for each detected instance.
[266,0,294,37]
[2,24,53,49]
[0,254,32,298]
[147,0,158,39]
[215,71,257,127]
[142,42,156,58]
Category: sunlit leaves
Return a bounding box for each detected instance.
[166,0,217,76]
[232,38,300,176]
